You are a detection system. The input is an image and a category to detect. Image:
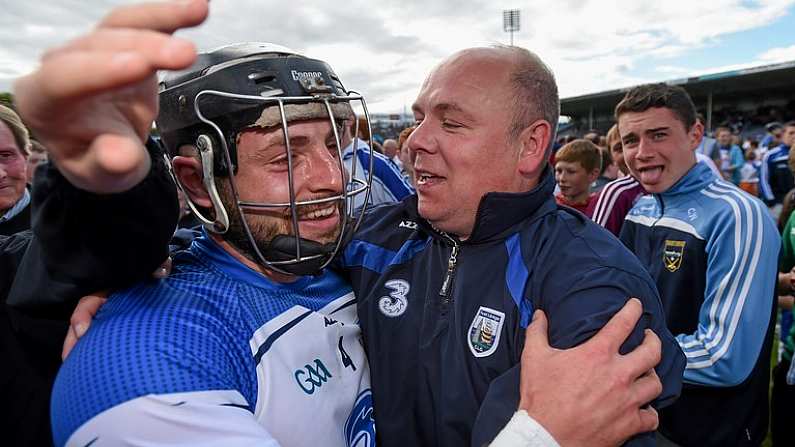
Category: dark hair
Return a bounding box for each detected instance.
[785,120,795,129]
[614,83,696,131]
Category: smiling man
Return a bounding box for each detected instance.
[340,46,684,446]
[617,83,779,447]
[0,105,31,235]
[10,2,683,446]
[46,41,380,447]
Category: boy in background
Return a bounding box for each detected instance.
[554,139,601,217]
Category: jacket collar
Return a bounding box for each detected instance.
[660,162,715,197]
[410,165,557,244]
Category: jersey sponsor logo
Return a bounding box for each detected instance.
[687,207,698,221]
[291,70,323,82]
[399,220,417,230]
[663,240,686,272]
[294,359,333,394]
[468,306,505,358]
[344,390,376,447]
[378,279,410,317]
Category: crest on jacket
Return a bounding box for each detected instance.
[468,306,505,358]
[663,240,686,272]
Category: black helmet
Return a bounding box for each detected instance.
[156,43,372,275]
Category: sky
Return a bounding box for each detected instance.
[2,0,795,114]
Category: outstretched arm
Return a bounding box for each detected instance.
[6,0,209,317]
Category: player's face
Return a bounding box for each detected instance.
[227,119,345,247]
[0,122,27,214]
[619,107,701,194]
[408,52,525,238]
[555,161,595,202]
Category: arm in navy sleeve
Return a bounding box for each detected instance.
[6,139,179,319]
[542,266,685,409]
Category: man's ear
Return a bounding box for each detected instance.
[171,146,212,209]
[688,121,704,151]
[517,120,553,178]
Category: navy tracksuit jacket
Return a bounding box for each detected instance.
[340,167,685,447]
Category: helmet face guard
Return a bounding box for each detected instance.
[157,44,374,276]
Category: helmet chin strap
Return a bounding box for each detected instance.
[261,221,354,276]
[261,235,339,276]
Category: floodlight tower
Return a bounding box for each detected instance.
[503,9,520,46]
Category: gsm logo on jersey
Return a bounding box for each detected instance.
[295,359,333,394]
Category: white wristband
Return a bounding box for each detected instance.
[489,410,560,447]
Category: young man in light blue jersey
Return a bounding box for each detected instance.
[617,83,779,446]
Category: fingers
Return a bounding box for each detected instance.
[70,293,108,330]
[592,298,643,353]
[51,132,153,193]
[17,1,203,107]
[48,29,197,70]
[62,326,79,361]
[29,51,155,103]
[523,310,551,352]
[99,0,209,33]
[636,406,660,433]
[622,329,662,378]
[63,293,108,360]
[630,368,663,408]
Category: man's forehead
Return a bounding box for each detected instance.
[242,118,336,140]
[0,121,19,150]
[619,108,678,131]
[415,50,512,107]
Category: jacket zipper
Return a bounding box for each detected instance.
[438,232,460,303]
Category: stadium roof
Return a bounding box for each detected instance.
[561,60,795,118]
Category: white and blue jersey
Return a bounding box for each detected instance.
[51,232,374,447]
[621,162,779,446]
[343,138,414,210]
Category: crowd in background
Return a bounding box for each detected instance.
[3,83,795,445]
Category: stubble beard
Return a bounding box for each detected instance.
[217,180,342,265]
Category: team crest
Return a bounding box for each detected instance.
[664,240,686,272]
[468,306,505,358]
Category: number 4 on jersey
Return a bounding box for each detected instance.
[338,336,356,372]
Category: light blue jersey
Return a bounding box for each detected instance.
[51,232,374,447]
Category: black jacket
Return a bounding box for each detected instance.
[2,142,178,446]
[340,167,685,447]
